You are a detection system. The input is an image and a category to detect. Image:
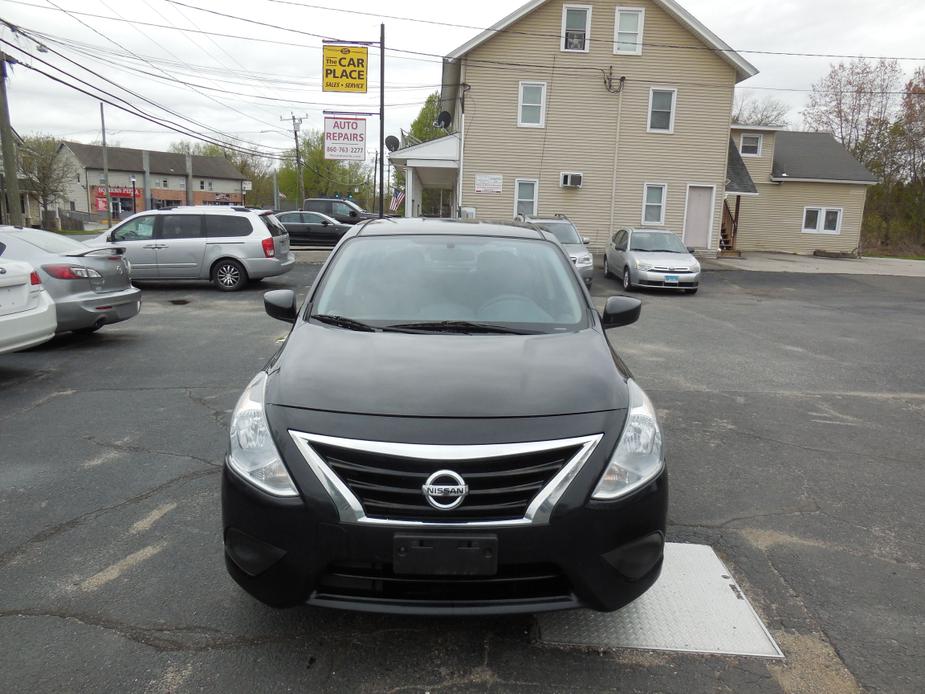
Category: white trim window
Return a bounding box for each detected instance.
[647,88,676,133]
[614,7,645,55]
[740,133,763,157]
[802,206,842,234]
[642,183,667,225]
[561,5,592,52]
[514,178,539,217]
[518,81,547,128]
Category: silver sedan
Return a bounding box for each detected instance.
[0,227,141,334]
[604,228,701,294]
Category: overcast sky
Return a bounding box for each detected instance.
[2,0,924,162]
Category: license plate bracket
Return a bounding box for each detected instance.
[393,533,498,576]
[664,274,680,284]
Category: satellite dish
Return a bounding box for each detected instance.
[435,111,453,129]
[385,135,400,152]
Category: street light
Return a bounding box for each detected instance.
[130,176,136,213]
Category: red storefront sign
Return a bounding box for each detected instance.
[94,186,141,198]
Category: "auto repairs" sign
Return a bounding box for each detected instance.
[324,117,367,161]
[322,45,368,93]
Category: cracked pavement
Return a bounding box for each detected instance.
[1,259,922,692]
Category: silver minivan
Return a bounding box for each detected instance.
[90,206,295,291]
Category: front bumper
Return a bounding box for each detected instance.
[222,410,668,615]
[55,286,142,332]
[244,252,296,279]
[633,269,700,289]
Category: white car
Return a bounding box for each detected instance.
[0,258,57,354]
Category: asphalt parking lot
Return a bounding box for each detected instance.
[1,258,923,693]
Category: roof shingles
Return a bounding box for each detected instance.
[771,132,877,184]
[63,141,245,180]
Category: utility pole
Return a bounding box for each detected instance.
[100,103,112,227]
[272,168,279,210]
[378,23,385,219]
[282,113,306,208]
[0,52,23,227]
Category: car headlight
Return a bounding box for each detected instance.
[592,379,664,500]
[635,260,653,271]
[691,261,701,272]
[228,371,298,497]
[576,255,593,266]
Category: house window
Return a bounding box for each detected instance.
[208,180,214,191]
[614,7,644,54]
[199,180,205,190]
[648,88,676,133]
[514,178,539,217]
[740,133,762,157]
[642,183,667,225]
[179,179,186,190]
[802,207,842,234]
[561,5,591,52]
[518,81,547,127]
[163,178,168,188]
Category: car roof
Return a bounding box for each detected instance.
[626,227,675,234]
[353,217,551,240]
[137,206,260,215]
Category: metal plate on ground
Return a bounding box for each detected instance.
[538,543,783,658]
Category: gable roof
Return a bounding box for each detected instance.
[771,132,877,185]
[62,141,245,180]
[726,140,757,195]
[445,0,758,82]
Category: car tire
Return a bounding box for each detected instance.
[212,259,247,291]
[603,256,612,278]
[622,267,635,292]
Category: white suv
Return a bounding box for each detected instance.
[91,206,294,291]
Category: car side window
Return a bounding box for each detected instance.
[205,216,252,238]
[112,215,156,242]
[304,212,325,223]
[618,231,628,251]
[332,202,352,217]
[159,215,204,240]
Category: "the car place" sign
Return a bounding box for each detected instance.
[324,117,367,161]
[322,45,368,93]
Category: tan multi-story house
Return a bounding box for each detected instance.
[391,0,759,253]
[724,126,877,254]
[60,142,247,220]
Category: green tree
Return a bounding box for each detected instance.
[393,92,449,215]
[20,134,79,212]
[168,140,275,206]
[275,131,372,209]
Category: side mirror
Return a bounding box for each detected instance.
[686,246,696,254]
[264,289,297,324]
[321,220,330,226]
[108,233,115,243]
[582,237,590,245]
[602,296,641,329]
[349,210,358,218]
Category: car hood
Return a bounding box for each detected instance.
[561,243,591,257]
[266,323,629,417]
[630,251,697,267]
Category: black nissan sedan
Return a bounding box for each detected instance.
[222,219,667,614]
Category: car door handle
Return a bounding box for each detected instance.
[143,244,158,249]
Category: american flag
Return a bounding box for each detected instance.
[389,188,405,212]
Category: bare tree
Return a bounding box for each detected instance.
[901,67,925,242]
[801,58,903,167]
[20,135,78,212]
[732,92,790,126]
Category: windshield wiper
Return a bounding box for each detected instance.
[311,314,377,332]
[386,320,535,335]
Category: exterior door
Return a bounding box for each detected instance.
[110,214,158,278]
[683,186,714,249]
[276,212,310,242]
[155,214,206,278]
[302,212,338,244]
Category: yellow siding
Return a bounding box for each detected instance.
[458,0,737,251]
[731,127,775,183]
[734,182,870,254]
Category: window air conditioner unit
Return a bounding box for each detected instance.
[561,172,583,188]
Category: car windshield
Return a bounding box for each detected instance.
[15,229,86,254]
[311,235,587,333]
[630,231,688,253]
[536,221,582,245]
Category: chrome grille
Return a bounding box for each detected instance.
[651,266,691,272]
[289,433,602,526]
